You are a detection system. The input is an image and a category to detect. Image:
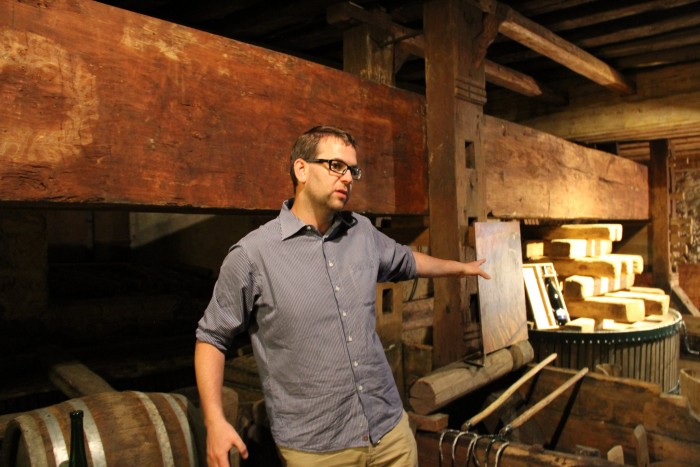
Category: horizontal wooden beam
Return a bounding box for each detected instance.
[519,62,700,143]
[0,0,426,214]
[0,0,649,222]
[467,0,634,95]
[483,116,649,220]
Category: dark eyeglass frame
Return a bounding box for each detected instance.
[310,159,362,180]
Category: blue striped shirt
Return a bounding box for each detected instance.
[196,199,417,452]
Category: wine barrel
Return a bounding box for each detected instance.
[1,391,201,467]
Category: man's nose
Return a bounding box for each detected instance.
[340,170,353,184]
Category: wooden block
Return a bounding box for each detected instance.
[562,274,635,299]
[604,291,670,315]
[544,256,625,278]
[376,282,403,344]
[524,240,545,260]
[408,412,449,432]
[547,239,613,258]
[601,254,644,274]
[564,317,596,333]
[629,286,666,296]
[566,296,645,323]
[542,224,623,241]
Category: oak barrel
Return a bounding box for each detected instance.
[529,310,682,392]
[1,391,201,467]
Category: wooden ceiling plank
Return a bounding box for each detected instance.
[513,0,597,17]
[595,27,700,60]
[544,0,700,33]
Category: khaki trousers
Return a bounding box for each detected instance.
[277,411,418,467]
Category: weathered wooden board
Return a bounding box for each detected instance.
[0,0,426,214]
[475,221,528,353]
[483,117,649,220]
[566,296,645,322]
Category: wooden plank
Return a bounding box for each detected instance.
[482,117,649,220]
[0,0,426,214]
[536,256,624,278]
[566,296,645,323]
[476,221,528,352]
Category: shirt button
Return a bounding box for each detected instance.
[328,261,334,267]
[306,226,311,230]
[347,336,353,342]
[362,435,369,441]
[353,361,359,367]
[357,385,363,391]
[342,311,347,317]
[335,285,340,291]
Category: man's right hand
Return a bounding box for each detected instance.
[206,418,249,466]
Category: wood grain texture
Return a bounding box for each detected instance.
[475,221,528,353]
[483,116,649,220]
[0,0,426,214]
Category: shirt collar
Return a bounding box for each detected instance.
[280,198,356,240]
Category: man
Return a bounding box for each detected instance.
[195,126,490,466]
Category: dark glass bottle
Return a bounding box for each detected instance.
[545,277,568,325]
[68,410,88,467]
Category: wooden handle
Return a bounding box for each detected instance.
[462,353,557,431]
[500,367,589,436]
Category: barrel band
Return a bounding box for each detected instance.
[35,407,67,466]
[132,391,175,466]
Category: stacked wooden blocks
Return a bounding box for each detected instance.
[525,224,670,331]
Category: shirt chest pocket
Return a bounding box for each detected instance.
[349,261,378,305]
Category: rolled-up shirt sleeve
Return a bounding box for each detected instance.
[196,245,258,352]
[370,222,417,283]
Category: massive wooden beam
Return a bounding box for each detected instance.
[483,116,649,220]
[0,0,426,214]
[517,62,700,144]
[650,140,672,290]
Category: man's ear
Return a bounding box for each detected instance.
[293,158,308,184]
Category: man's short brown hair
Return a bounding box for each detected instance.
[290,126,357,187]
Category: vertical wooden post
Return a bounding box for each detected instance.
[343,23,395,86]
[649,139,672,290]
[424,0,487,366]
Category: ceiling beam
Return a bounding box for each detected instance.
[327,1,566,104]
[468,0,635,95]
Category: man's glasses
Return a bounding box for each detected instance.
[310,159,362,180]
